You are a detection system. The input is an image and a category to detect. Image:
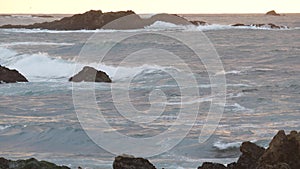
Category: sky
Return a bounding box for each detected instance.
[0,0,299,14]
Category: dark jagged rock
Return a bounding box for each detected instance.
[113,155,156,169]
[197,162,227,169]
[69,66,112,83]
[197,130,300,169]
[0,65,28,83]
[234,141,265,169]
[190,20,207,26]
[257,130,300,169]
[0,10,135,30]
[0,157,70,169]
[266,10,280,16]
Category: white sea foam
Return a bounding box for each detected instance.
[0,47,179,82]
[0,124,11,130]
[213,141,242,150]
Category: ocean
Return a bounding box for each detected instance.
[0,14,299,169]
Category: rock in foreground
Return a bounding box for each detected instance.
[69,66,112,83]
[113,155,156,169]
[0,157,70,169]
[266,10,280,16]
[0,65,28,83]
[198,130,300,169]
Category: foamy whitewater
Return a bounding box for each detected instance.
[0,14,299,169]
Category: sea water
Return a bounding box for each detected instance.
[0,14,299,169]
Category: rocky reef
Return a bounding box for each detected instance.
[0,65,28,83]
[231,23,288,29]
[0,10,193,30]
[0,10,135,30]
[69,66,112,83]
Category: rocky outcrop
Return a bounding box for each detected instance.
[0,65,28,83]
[69,66,112,83]
[0,10,135,30]
[232,23,288,29]
[257,130,300,169]
[0,10,196,30]
[113,155,156,169]
[197,130,300,169]
[266,10,280,16]
[0,157,70,169]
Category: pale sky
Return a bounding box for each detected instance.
[0,0,299,14]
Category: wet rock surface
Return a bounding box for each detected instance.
[69,66,112,83]
[0,65,28,83]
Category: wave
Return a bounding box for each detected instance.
[213,141,242,150]
[0,22,292,34]
[0,124,11,130]
[0,47,178,82]
[213,140,257,151]
[0,42,74,47]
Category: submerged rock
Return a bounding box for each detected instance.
[0,157,70,169]
[266,10,280,16]
[113,155,156,169]
[0,65,28,83]
[69,66,112,83]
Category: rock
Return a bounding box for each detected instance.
[197,162,227,169]
[257,130,300,169]
[0,10,194,30]
[0,65,28,83]
[232,23,246,27]
[0,157,70,169]
[234,141,265,169]
[0,10,135,30]
[266,10,280,16]
[190,20,207,26]
[242,89,258,93]
[113,155,156,169]
[197,130,299,169]
[69,66,112,83]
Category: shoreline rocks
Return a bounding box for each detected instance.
[69,66,112,83]
[113,155,156,169]
[198,130,300,169]
[0,157,70,169]
[0,65,28,83]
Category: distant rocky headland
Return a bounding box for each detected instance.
[266,10,280,16]
[0,10,288,30]
[1,130,299,169]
